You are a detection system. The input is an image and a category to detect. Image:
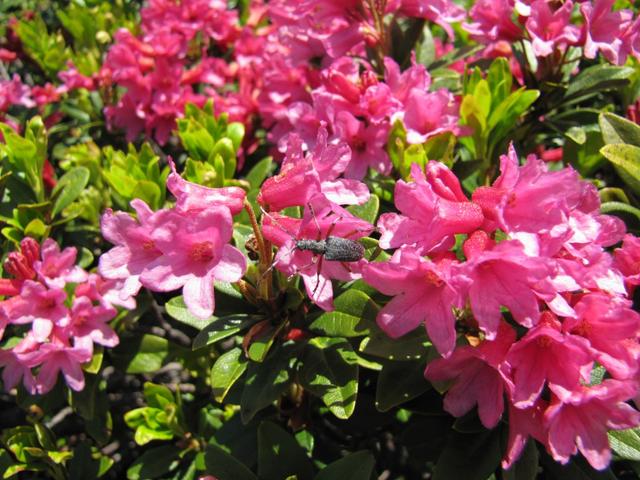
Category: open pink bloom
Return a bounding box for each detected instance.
[379,163,484,254]
[384,58,431,105]
[75,273,137,310]
[394,88,460,144]
[472,144,584,234]
[262,194,373,311]
[0,281,68,342]
[503,399,548,469]
[457,239,554,338]
[399,0,465,38]
[166,158,246,215]
[363,247,468,357]
[27,333,93,394]
[502,313,593,407]
[67,297,119,348]
[34,238,87,289]
[563,293,640,380]
[0,335,39,393]
[259,128,369,211]
[581,0,635,65]
[99,199,168,299]
[545,380,640,470]
[140,208,246,319]
[425,322,516,428]
[615,234,640,288]
[464,0,522,43]
[526,0,580,57]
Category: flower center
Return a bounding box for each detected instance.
[189,241,215,263]
[425,270,444,288]
[142,240,156,251]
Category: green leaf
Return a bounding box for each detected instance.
[204,444,257,480]
[600,201,640,222]
[240,344,298,423]
[165,296,214,330]
[309,290,378,338]
[609,428,640,461]
[300,337,359,420]
[211,347,248,402]
[347,194,379,224]
[258,421,314,480]
[375,359,430,411]
[433,428,502,480]
[23,219,48,238]
[599,112,640,147]
[127,445,181,480]
[415,23,435,67]
[143,382,175,409]
[565,65,634,101]
[314,451,375,480]
[51,167,90,217]
[192,314,258,350]
[359,327,430,360]
[245,157,273,189]
[112,335,172,374]
[600,144,640,194]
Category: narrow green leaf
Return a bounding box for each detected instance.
[502,439,539,480]
[51,167,90,217]
[240,344,298,423]
[600,144,640,194]
[375,359,430,411]
[300,337,359,419]
[245,157,273,190]
[258,421,314,480]
[314,451,375,480]
[192,314,258,350]
[309,290,378,338]
[433,428,502,480]
[609,428,640,461]
[204,444,257,480]
[359,327,430,360]
[599,112,640,147]
[127,445,181,480]
[211,348,248,402]
[565,65,634,100]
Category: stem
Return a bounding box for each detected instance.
[243,199,272,301]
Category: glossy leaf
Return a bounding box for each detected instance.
[192,314,259,350]
[204,444,257,480]
[309,290,378,337]
[258,421,314,480]
[600,144,640,194]
[300,337,359,419]
[211,347,248,402]
[314,451,375,480]
[375,359,430,411]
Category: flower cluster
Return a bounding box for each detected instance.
[0,237,133,395]
[356,145,640,470]
[465,0,640,67]
[101,0,239,144]
[99,160,247,319]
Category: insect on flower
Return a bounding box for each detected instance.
[261,195,374,310]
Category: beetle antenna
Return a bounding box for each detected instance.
[259,205,298,239]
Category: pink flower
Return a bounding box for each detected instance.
[0,336,39,393]
[34,238,88,289]
[262,194,373,311]
[424,322,516,428]
[464,0,523,44]
[456,239,553,337]
[502,313,593,407]
[166,159,246,215]
[503,399,548,469]
[99,199,167,299]
[399,0,465,38]
[526,0,580,57]
[615,234,640,288]
[545,380,640,470]
[363,247,468,357]
[140,208,246,319]
[0,281,68,342]
[378,163,484,254]
[581,0,635,65]
[27,334,93,394]
[67,297,119,348]
[563,293,640,380]
[472,144,584,234]
[395,88,460,144]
